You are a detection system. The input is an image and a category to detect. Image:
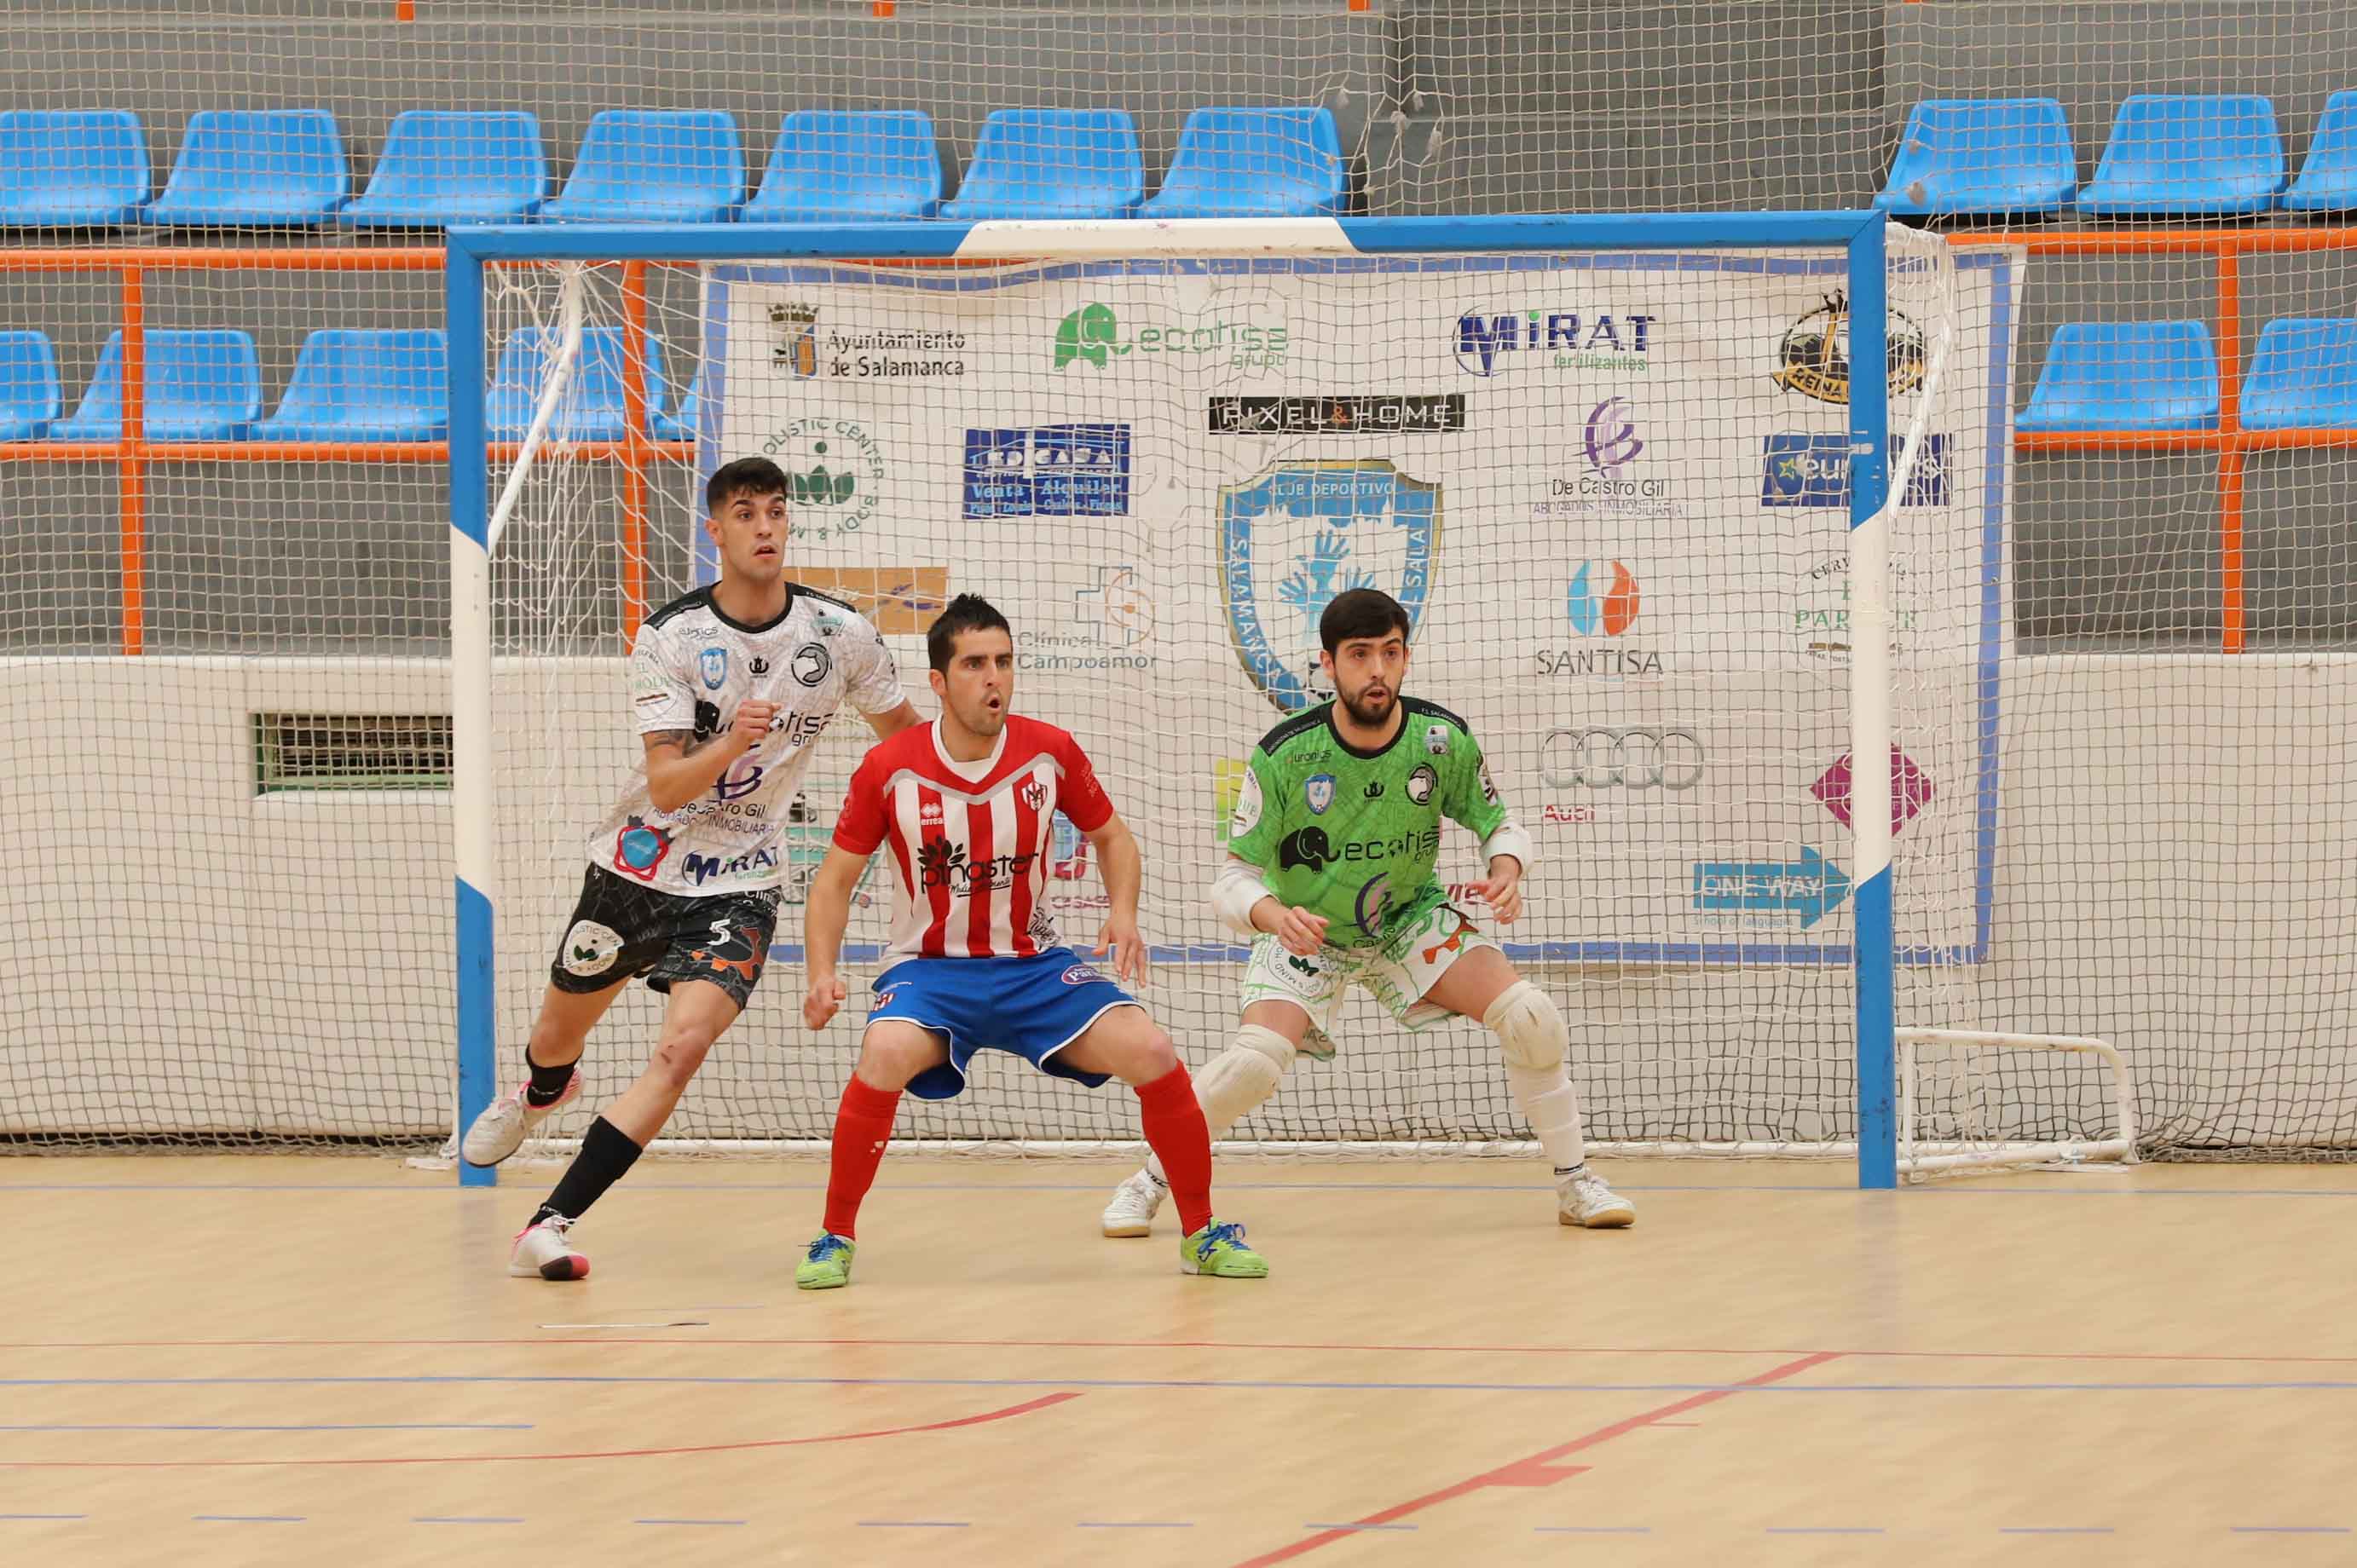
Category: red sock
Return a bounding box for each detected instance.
[822,1077,900,1239]
[1135,1062,1215,1237]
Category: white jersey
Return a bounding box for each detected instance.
[586,582,905,897]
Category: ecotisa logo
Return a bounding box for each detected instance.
[1054,302,1289,372]
[1454,308,1657,377]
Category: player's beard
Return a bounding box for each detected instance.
[955,691,1007,740]
[1336,677,1394,729]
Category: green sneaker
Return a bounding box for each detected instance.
[795,1231,856,1290]
[1180,1219,1268,1279]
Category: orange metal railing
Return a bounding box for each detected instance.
[1956,227,2357,653]
[0,246,692,652]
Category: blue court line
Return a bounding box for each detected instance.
[1534,1525,1651,1533]
[0,1513,85,1520]
[2002,1527,2114,1534]
[2232,1526,2349,1534]
[193,1514,303,1522]
[1,1422,532,1433]
[14,1374,2357,1396]
[9,1180,2357,1198]
[634,1518,745,1526]
[415,1516,524,1524]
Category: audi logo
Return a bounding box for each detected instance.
[1540,727,1705,791]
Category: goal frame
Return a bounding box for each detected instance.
[445,211,1914,1190]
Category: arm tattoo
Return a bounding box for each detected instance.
[645,728,716,758]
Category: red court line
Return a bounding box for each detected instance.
[1228,1352,1842,1568]
[0,1392,1077,1470]
[9,1335,2357,1365]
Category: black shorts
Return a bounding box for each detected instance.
[548,866,782,1010]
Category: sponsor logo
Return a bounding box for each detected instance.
[790,643,831,688]
[1692,847,1853,929]
[1060,962,1106,985]
[1023,565,1158,673]
[1021,777,1049,813]
[710,754,765,802]
[561,919,624,977]
[1354,872,1393,938]
[684,845,782,886]
[1771,291,1927,406]
[1539,562,1664,677]
[634,689,670,711]
[1811,748,1935,836]
[748,654,771,677]
[1792,551,1922,660]
[1043,813,1106,912]
[1760,433,1952,508]
[612,816,672,882]
[1477,759,1499,804]
[698,646,728,690]
[1424,723,1450,756]
[1220,460,1439,714]
[1054,301,1289,372]
[1542,803,1597,826]
[919,800,945,826]
[1361,779,1384,800]
[1534,399,1679,520]
[962,424,1132,519]
[1540,727,1704,791]
[1406,763,1436,805]
[1304,773,1336,814]
[772,299,968,380]
[690,919,766,983]
[1277,825,1441,874]
[1216,758,1252,849]
[775,711,829,751]
[1207,395,1465,435]
[760,418,887,541]
[916,837,1039,895]
[793,566,949,636]
[1268,948,1327,999]
[1454,307,1658,377]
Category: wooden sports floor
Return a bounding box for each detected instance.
[4,1155,2354,1566]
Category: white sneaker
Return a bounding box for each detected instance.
[508,1214,590,1280]
[1101,1168,1168,1237]
[1557,1167,1636,1229]
[461,1072,579,1167]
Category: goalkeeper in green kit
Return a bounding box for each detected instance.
[1100,587,1635,1236]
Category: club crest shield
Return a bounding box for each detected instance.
[1220,459,1440,713]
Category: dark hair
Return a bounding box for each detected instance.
[927,593,1014,672]
[1320,587,1412,654]
[705,456,788,516]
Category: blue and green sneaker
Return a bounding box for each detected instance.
[1180,1219,1268,1278]
[795,1231,856,1290]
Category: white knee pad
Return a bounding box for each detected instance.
[1193,1023,1296,1138]
[1483,980,1568,1070]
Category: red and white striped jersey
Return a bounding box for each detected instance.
[834,714,1116,964]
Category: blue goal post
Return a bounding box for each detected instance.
[445,212,1907,1190]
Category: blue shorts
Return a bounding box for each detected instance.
[866,948,1142,1101]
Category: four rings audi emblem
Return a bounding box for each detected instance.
[1540,727,1705,791]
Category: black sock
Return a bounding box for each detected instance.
[523,1049,576,1107]
[533,1116,642,1225]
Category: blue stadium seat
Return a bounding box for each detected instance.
[341,110,547,228]
[2077,94,2284,216]
[937,108,1143,220]
[0,331,61,440]
[2241,319,2357,429]
[143,109,347,227]
[540,110,743,224]
[256,330,448,441]
[0,110,150,228]
[2286,90,2357,212]
[485,326,672,441]
[652,369,702,441]
[2016,322,2219,432]
[49,329,262,441]
[742,110,941,222]
[1139,107,1347,218]
[1875,98,2075,217]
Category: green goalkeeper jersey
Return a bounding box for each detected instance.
[1225,696,1510,949]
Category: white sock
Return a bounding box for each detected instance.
[1505,1063,1588,1175]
